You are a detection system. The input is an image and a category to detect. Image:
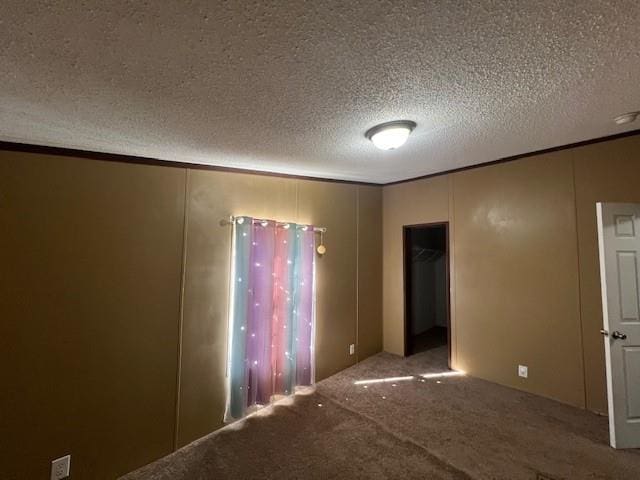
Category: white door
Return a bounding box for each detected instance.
[597,202,640,448]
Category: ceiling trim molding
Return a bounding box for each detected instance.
[1,128,639,187]
[0,140,380,187]
[384,128,640,186]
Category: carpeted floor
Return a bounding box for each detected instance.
[121,347,640,479]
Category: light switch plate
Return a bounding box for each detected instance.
[518,365,528,378]
[349,344,355,355]
[51,455,70,480]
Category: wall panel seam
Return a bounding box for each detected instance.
[173,168,190,450]
[449,174,457,369]
[356,187,360,363]
[571,157,588,410]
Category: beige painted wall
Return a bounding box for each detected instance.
[298,180,359,380]
[382,135,640,410]
[0,152,186,479]
[0,150,383,477]
[357,186,383,360]
[382,175,450,356]
[452,154,584,407]
[572,135,640,413]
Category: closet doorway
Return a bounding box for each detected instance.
[403,223,450,363]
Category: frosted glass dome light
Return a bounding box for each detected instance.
[366,120,416,150]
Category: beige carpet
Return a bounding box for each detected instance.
[122,347,640,479]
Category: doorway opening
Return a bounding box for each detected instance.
[403,223,450,362]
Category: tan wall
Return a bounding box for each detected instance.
[382,135,640,410]
[572,136,640,413]
[0,152,186,479]
[0,152,383,477]
[452,154,584,407]
[357,186,383,360]
[297,180,359,380]
[382,175,450,356]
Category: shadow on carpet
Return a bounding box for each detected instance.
[122,346,640,479]
[121,390,469,480]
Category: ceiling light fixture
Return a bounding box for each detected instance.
[365,120,416,150]
[614,112,639,125]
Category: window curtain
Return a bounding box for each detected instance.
[226,216,316,421]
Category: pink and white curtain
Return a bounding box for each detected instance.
[226,216,316,421]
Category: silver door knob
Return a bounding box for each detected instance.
[600,329,609,336]
[612,331,627,340]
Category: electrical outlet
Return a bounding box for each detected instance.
[518,365,528,378]
[51,455,70,480]
[349,344,355,355]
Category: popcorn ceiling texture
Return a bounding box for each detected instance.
[1,1,639,183]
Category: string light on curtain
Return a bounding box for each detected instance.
[225,216,318,421]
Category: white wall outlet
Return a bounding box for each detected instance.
[518,365,528,378]
[349,344,355,355]
[51,455,71,480]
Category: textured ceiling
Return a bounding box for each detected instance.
[1,1,639,183]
